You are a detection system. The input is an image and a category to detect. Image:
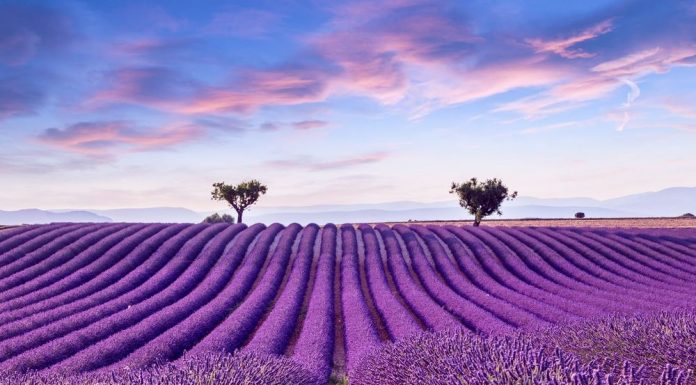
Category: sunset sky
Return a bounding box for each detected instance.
[1,0,695,211]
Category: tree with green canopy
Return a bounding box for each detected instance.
[211,180,268,223]
[450,177,517,226]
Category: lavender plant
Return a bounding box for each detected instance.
[351,311,695,385]
[0,352,322,385]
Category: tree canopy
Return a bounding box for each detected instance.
[211,179,268,223]
[450,177,517,226]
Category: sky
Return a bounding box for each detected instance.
[0,0,695,211]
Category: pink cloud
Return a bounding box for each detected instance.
[591,46,696,77]
[81,1,696,122]
[310,0,479,104]
[179,66,332,114]
[495,77,620,118]
[313,34,408,104]
[292,120,329,130]
[661,99,696,119]
[37,121,204,156]
[497,45,696,118]
[526,20,614,59]
[416,58,570,117]
[87,0,481,114]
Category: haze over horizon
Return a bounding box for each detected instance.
[28,185,696,212]
[1,0,695,211]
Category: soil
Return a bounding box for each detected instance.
[381,217,696,228]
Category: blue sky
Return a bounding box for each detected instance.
[0,0,694,210]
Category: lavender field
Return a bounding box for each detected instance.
[0,223,694,385]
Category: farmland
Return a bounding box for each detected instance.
[0,222,694,384]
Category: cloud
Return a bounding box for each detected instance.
[0,4,74,121]
[193,116,250,133]
[620,79,640,107]
[494,76,619,118]
[257,120,329,131]
[37,121,204,157]
[267,151,389,171]
[590,47,696,78]
[673,123,696,133]
[87,67,201,110]
[526,19,613,59]
[521,121,583,135]
[414,58,569,119]
[80,0,696,122]
[497,44,696,119]
[0,152,109,174]
[310,0,479,104]
[83,0,489,115]
[113,38,196,57]
[614,78,640,131]
[0,73,47,120]
[85,61,337,115]
[291,120,329,130]
[0,3,75,66]
[260,122,281,131]
[661,100,696,120]
[179,65,335,114]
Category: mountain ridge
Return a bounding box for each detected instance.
[1,186,693,225]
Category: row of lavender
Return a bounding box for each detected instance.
[3,310,693,385]
[0,222,693,382]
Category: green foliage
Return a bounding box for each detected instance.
[450,177,517,226]
[211,179,268,223]
[202,213,235,224]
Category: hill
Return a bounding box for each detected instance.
[0,209,112,225]
[1,187,694,224]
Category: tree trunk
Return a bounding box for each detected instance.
[236,209,243,224]
[473,211,482,227]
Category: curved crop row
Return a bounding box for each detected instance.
[338,225,382,373]
[186,224,303,355]
[291,224,337,380]
[57,224,249,372]
[0,223,692,383]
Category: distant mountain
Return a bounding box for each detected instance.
[89,207,202,223]
[0,209,112,225]
[603,187,696,217]
[510,196,603,207]
[246,205,636,225]
[245,186,694,224]
[2,187,693,225]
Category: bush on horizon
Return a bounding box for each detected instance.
[202,213,235,224]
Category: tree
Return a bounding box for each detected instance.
[211,180,268,223]
[575,212,586,219]
[202,213,235,224]
[450,177,517,227]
